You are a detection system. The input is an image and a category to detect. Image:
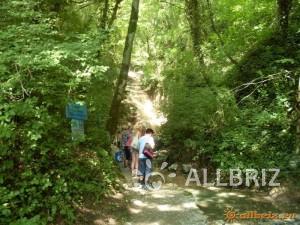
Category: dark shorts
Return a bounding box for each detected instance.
[138,158,152,181]
[123,146,131,160]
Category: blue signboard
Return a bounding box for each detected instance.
[66,103,88,120]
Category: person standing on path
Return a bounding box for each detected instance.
[121,126,132,168]
[130,126,141,177]
[138,128,155,186]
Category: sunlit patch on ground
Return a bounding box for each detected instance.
[126,71,167,129]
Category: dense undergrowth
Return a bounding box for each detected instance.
[0,1,121,224]
[136,0,300,182]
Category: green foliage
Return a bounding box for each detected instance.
[0,0,120,224]
[213,87,295,170]
[133,0,300,180]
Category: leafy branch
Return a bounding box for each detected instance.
[160,0,184,10]
[206,0,239,66]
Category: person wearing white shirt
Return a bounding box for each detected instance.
[137,128,155,186]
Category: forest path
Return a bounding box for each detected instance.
[121,71,207,225]
[124,71,166,129]
[121,168,208,225]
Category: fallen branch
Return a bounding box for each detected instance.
[237,83,263,104]
[232,71,293,93]
[232,71,294,104]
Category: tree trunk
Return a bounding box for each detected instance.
[100,0,110,29]
[206,0,239,66]
[184,0,217,95]
[108,0,124,29]
[277,0,292,39]
[185,0,204,64]
[106,0,140,136]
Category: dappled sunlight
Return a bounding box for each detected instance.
[151,193,175,199]
[94,219,106,225]
[249,195,272,203]
[131,222,160,225]
[122,176,207,225]
[132,199,147,207]
[184,188,200,195]
[197,201,209,208]
[128,97,167,127]
[216,192,230,198]
[112,193,124,200]
[170,178,299,223]
[237,194,246,198]
[205,186,222,192]
[217,192,243,198]
[126,71,167,128]
[122,165,300,225]
[182,201,198,209]
[128,71,142,79]
[129,207,142,214]
[94,218,117,225]
[157,204,182,212]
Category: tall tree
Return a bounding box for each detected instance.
[99,0,124,30]
[277,0,293,39]
[184,0,217,95]
[185,0,204,64]
[108,0,124,29]
[106,0,140,136]
[206,0,238,66]
[100,0,110,29]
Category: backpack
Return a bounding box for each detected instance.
[143,143,154,159]
[115,150,123,162]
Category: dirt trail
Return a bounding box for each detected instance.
[125,71,166,129]
[121,168,208,225]
[122,71,208,225]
